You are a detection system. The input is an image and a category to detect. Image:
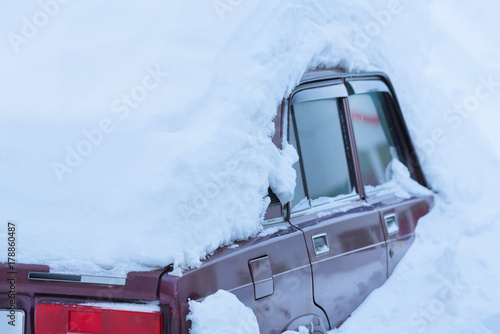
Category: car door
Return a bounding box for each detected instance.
[344,76,433,276]
[287,80,389,328]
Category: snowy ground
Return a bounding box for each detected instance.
[1,0,500,333]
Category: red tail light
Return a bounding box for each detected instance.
[36,302,163,334]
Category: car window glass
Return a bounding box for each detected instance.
[348,92,399,189]
[292,98,353,205]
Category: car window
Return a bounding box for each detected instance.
[348,91,400,189]
[290,97,353,211]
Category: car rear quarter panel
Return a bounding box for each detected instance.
[160,222,328,334]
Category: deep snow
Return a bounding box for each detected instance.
[188,290,260,334]
[1,0,500,333]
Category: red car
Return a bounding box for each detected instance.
[1,68,433,334]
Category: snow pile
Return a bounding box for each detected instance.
[0,0,308,275]
[328,1,500,333]
[365,154,434,200]
[283,327,309,334]
[0,0,446,276]
[187,290,259,334]
[384,156,432,198]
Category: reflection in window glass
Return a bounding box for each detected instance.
[293,99,352,202]
[348,92,398,188]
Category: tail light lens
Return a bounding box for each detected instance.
[36,302,163,334]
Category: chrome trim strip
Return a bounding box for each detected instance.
[290,194,361,219]
[291,84,348,104]
[263,216,285,225]
[28,272,126,286]
[28,272,80,282]
[345,79,391,95]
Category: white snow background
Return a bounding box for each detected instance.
[1,0,500,333]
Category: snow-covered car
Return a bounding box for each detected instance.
[0,69,433,334]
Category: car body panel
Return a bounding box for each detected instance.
[367,193,434,276]
[160,221,328,334]
[0,263,163,301]
[0,264,166,334]
[289,198,388,328]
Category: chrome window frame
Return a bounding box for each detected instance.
[283,70,430,220]
[288,79,356,215]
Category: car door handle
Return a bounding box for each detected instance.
[312,233,330,256]
[384,213,399,234]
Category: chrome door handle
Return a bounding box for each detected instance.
[384,213,399,234]
[312,233,330,256]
